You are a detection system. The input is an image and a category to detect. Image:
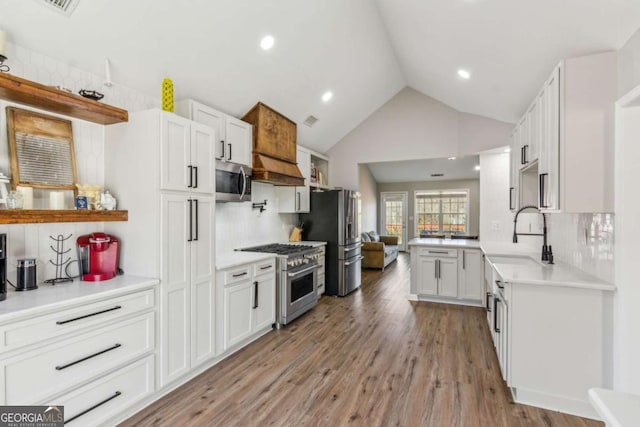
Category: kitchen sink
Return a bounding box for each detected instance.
[488,255,543,267]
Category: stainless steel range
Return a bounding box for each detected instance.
[240,243,322,328]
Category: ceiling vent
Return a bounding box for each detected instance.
[35,0,80,17]
[430,173,444,177]
[303,115,318,128]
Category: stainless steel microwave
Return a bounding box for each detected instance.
[216,161,252,202]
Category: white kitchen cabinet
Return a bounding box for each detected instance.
[0,282,158,424]
[160,114,215,195]
[105,109,217,388]
[278,146,311,213]
[223,280,255,349]
[511,51,617,213]
[416,256,437,296]
[176,99,253,167]
[414,248,458,298]
[253,273,276,332]
[216,258,276,353]
[509,128,520,211]
[458,249,483,301]
[410,245,485,305]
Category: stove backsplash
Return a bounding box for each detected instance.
[215,182,298,256]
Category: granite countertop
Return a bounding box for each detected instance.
[408,238,482,249]
[481,241,615,292]
[216,252,276,270]
[0,275,159,324]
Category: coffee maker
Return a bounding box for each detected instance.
[76,233,120,281]
[0,234,6,301]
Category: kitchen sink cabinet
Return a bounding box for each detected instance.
[278,146,311,213]
[176,99,253,167]
[104,109,217,388]
[216,259,276,353]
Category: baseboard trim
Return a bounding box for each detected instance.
[512,387,601,421]
[414,295,483,307]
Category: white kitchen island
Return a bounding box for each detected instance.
[408,238,484,305]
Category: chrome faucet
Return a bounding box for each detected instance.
[512,205,554,264]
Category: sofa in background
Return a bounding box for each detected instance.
[361,231,399,270]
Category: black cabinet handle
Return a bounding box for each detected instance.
[194,199,199,241]
[296,192,301,211]
[232,272,247,278]
[56,306,122,325]
[193,166,198,189]
[496,280,504,290]
[220,140,225,159]
[539,173,549,208]
[55,344,122,371]
[65,391,122,424]
[494,298,500,333]
[253,281,259,309]
[187,165,193,188]
[260,265,272,270]
[486,292,492,311]
[523,145,529,164]
[520,147,525,165]
[509,187,514,210]
[227,143,232,161]
[187,199,193,242]
[434,260,437,279]
[463,251,466,269]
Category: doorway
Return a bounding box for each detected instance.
[381,192,408,251]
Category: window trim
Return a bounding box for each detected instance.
[413,188,470,237]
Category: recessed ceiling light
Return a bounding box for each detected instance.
[448,157,456,160]
[474,165,481,171]
[322,91,333,103]
[457,69,471,79]
[503,147,511,153]
[260,35,275,50]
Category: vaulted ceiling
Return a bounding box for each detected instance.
[1,0,639,154]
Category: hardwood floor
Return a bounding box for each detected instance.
[121,253,602,427]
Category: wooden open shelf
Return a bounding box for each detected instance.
[0,209,128,224]
[0,73,128,125]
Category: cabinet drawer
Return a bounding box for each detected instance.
[0,288,155,354]
[417,248,458,258]
[53,355,155,426]
[224,265,252,285]
[2,312,155,405]
[253,260,276,276]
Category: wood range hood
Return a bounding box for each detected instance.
[242,102,305,186]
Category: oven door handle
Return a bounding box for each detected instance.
[344,256,364,266]
[287,264,320,277]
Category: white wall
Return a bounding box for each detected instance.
[327,87,513,189]
[0,42,156,284]
[613,89,640,394]
[358,164,378,232]
[619,26,640,97]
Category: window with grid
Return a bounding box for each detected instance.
[415,190,468,235]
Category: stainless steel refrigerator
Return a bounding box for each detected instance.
[300,189,362,296]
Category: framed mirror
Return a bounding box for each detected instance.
[6,107,78,194]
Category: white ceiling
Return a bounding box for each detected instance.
[367,156,480,183]
[1,0,639,153]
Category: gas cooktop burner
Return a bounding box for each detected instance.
[240,243,314,255]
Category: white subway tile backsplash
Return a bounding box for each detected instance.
[547,213,614,284]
